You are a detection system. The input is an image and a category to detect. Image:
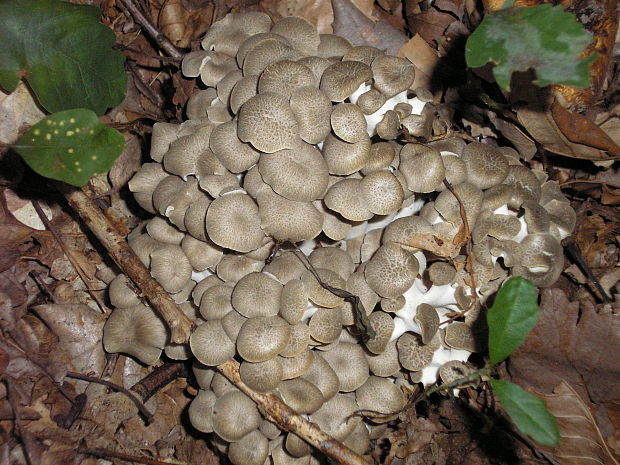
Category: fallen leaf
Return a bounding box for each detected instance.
[0,82,45,146]
[551,101,620,155]
[397,34,440,90]
[108,135,142,189]
[539,381,619,465]
[488,111,537,160]
[409,11,456,45]
[276,0,335,34]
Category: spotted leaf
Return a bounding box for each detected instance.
[14,109,124,186]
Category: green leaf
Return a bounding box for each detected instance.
[490,379,560,446]
[13,109,124,186]
[487,277,539,365]
[465,4,595,90]
[0,0,127,115]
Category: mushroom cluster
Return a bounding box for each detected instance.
[103,11,576,464]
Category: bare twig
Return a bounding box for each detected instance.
[55,183,195,344]
[216,360,373,465]
[117,0,183,60]
[131,362,187,403]
[65,371,154,423]
[113,44,182,64]
[78,446,192,465]
[564,240,612,303]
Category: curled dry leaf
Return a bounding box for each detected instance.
[539,381,619,465]
[397,34,440,91]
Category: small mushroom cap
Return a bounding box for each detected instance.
[472,209,522,243]
[317,33,353,58]
[212,391,261,442]
[229,429,270,465]
[199,52,238,87]
[129,163,168,214]
[236,32,291,67]
[427,262,457,286]
[502,165,542,206]
[437,154,468,190]
[397,332,440,371]
[344,420,371,455]
[355,376,405,423]
[343,46,383,65]
[181,235,223,272]
[190,320,236,366]
[309,393,361,440]
[360,170,404,215]
[381,295,405,313]
[320,61,373,102]
[356,88,387,114]
[309,247,355,280]
[279,349,315,380]
[259,418,282,440]
[257,189,324,242]
[230,75,259,114]
[399,144,446,193]
[302,268,346,308]
[512,233,564,287]
[103,304,167,365]
[237,316,292,362]
[314,200,352,241]
[237,92,301,153]
[371,55,415,97]
[108,274,140,309]
[331,103,368,143]
[382,216,434,249]
[272,446,311,465]
[150,244,192,293]
[206,192,266,253]
[163,126,213,179]
[277,378,324,414]
[285,432,312,458]
[199,283,234,320]
[414,304,440,344]
[279,279,309,324]
[240,358,284,392]
[364,311,395,354]
[221,309,248,343]
[321,342,369,392]
[322,133,371,175]
[217,70,243,106]
[376,110,401,140]
[201,11,272,52]
[364,243,419,298]
[264,251,307,284]
[258,143,329,202]
[211,371,240,397]
[271,16,320,55]
[439,360,477,385]
[243,38,301,77]
[279,322,312,357]
[362,142,396,174]
[366,340,401,377]
[461,142,509,190]
[309,307,343,343]
[342,270,379,326]
[149,123,181,162]
[324,178,373,222]
[216,253,264,283]
[544,199,576,237]
[188,389,217,433]
[289,86,332,145]
[209,120,260,173]
[301,353,340,400]
[232,272,283,318]
[192,274,224,306]
[258,60,317,98]
[443,321,479,352]
[192,361,215,390]
[434,182,483,227]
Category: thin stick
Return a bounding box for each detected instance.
[216,360,373,465]
[131,362,187,403]
[117,0,183,60]
[113,44,182,64]
[564,241,612,303]
[78,446,191,465]
[56,183,195,344]
[65,371,153,423]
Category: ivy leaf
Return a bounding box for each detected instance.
[465,4,595,90]
[14,109,124,186]
[487,277,539,365]
[490,379,560,446]
[0,0,126,115]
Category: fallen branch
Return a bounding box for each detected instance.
[217,360,372,465]
[56,183,194,344]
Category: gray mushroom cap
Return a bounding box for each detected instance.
[212,390,261,442]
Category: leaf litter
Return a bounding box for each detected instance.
[0,0,619,464]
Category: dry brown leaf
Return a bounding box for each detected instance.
[397,34,440,91]
[108,135,142,189]
[408,11,456,45]
[159,0,190,47]
[488,112,537,160]
[0,82,45,146]
[276,0,335,34]
[540,381,619,465]
[551,101,620,155]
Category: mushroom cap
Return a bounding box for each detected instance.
[382,216,434,249]
[301,268,346,308]
[472,209,522,243]
[108,274,140,309]
[427,262,457,286]
[322,132,371,175]
[331,103,368,143]
[320,61,373,102]
[230,75,259,114]
[238,92,301,153]
[443,321,479,352]
[309,307,343,343]
[314,199,352,241]
[205,192,266,253]
[512,233,564,287]
[128,163,168,214]
[324,178,373,222]
[201,11,272,52]
[279,348,315,380]
[217,70,243,106]
[239,358,284,392]
[360,170,404,215]
[342,270,379,326]
[356,88,387,114]
[192,361,216,390]
[396,332,440,371]
[277,378,324,414]
[309,393,361,440]
[209,120,260,173]
[364,243,419,298]
[434,182,483,227]
[258,60,317,98]
[181,234,223,272]
[321,342,369,392]
[362,142,396,174]
[163,126,213,179]
[289,86,333,145]
[461,142,509,190]
[309,247,355,280]
[398,144,446,193]
[188,389,217,433]
[236,32,291,67]
[149,122,181,162]
[150,244,192,293]
[264,251,307,283]
[285,433,313,458]
[128,230,162,267]
[439,360,477,385]
[343,420,371,455]
[355,376,405,423]
[502,165,542,206]
[216,253,264,283]
[212,390,261,442]
[221,309,248,343]
[199,284,234,320]
[190,319,236,366]
[258,143,329,202]
[414,304,440,344]
[259,418,282,440]
[279,322,311,357]
[232,272,283,318]
[229,429,270,465]
[271,16,320,55]
[301,353,340,400]
[199,52,238,87]
[366,340,401,377]
[237,316,292,362]
[381,295,405,313]
[243,38,301,77]
[317,33,352,58]
[376,110,401,141]
[256,189,323,242]
[103,304,167,365]
[364,311,395,354]
[371,55,415,98]
[279,278,309,324]
[297,56,331,80]
[343,46,383,65]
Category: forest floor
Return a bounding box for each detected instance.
[0,0,619,464]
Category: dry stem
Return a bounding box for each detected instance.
[56,183,194,344]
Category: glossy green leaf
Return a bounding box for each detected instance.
[487,277,539,365]
[0,0,126,115]
[14,109,124,186]
[465,4,595,89]
[490,379,560,446]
